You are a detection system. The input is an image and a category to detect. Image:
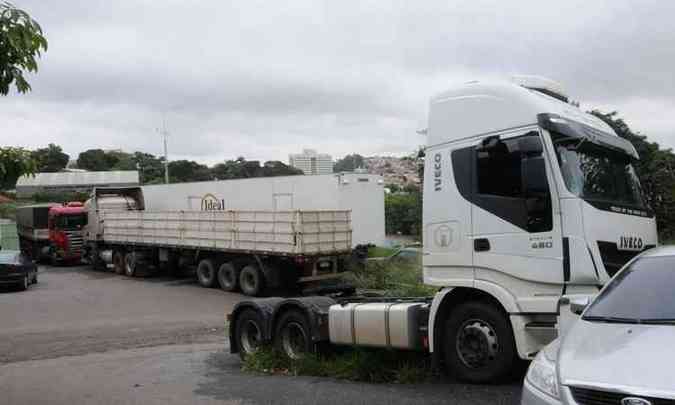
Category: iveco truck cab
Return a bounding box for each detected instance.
[227,76,658,384]
[423,75,657,378]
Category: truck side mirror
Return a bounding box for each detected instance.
[570,297,590,315]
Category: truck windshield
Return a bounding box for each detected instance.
[551,133,646,209]
[583,256,675,323]
[55,215,87,229]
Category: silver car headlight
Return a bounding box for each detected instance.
[526,339,560,399]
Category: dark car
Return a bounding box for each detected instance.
[0,249,38,291]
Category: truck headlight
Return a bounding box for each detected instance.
[526,339,560,399]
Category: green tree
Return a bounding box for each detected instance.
[0,146,36,189]
[76,149,111,171]
[334,154,364,172]
[31,143,69,172]
[0,2,48,95]
[168,160,211,183]
[385,192,422,236]
[260,160,303,177]
[591,110,675,239]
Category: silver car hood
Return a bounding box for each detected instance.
[559,320,675,398]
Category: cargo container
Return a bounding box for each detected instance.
[140,172,385,247]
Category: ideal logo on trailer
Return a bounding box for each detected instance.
[200,193,225,211]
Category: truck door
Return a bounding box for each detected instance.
[468,130,564,312]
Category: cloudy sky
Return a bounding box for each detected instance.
[2,0,674,164]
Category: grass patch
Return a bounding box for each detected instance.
[367,246,397,258]
[345,257,436,297]
[243,347,433,384]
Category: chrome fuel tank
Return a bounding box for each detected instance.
[328,302,426,350]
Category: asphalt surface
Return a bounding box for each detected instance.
[0,264,522,404]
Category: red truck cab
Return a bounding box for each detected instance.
[47,202,87,264]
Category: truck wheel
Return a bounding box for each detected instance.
[274,309,313,360]
[239,264,265,297]
[17,275,28,291]
[235,308,265,360]
[217,262,239,292]
[197,259,217,288]
[113,251,126,275]
[124,252,137,277]
[443,301,517,384]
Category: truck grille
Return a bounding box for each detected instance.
[596,241,655,277]
[65,231,84,255]
[571,386,675,405]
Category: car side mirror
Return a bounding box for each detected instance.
[570,297,590,315]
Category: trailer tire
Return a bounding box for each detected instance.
[274,309,313,360]
[124,252,137,277]
[443,300,517,384]
[197,259,217,288]
[234,308,265,360]
[217,262,239,292]
[239,264,265,297]
[113,251,126,275]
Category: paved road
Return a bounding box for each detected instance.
[0,265,522,404]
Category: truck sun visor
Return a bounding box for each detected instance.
[537,113,639,160]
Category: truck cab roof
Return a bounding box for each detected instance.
[427,78,617,148]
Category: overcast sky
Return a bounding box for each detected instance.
[2,0,674,164]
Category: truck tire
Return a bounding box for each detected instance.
[234,308,265,360]
[17,275,28,291]
[274,309,313,360]
[197,259,217,288]
[443,301,517,384]
[217,262,239,292]
[239,264,265,297]
[113,251,125,275]
[124,252,137,277]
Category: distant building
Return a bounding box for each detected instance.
[15,171,139,199]
[288,149,333,175]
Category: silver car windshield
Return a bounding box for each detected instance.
[584,256,675,323]
[552,133,646,209]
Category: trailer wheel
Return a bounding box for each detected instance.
[239,264,265,296]
[217,262,239,292]
[443,301,517,384]
[235,308,265,360]
[113,251,126,275]
[197,259,217,288]
[124,252,138,277]
[274,309,313,360]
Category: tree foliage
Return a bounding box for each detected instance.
[0,2,48,95]
[0,146,36,189]
[31,143,69,172]
[385,192,422,236]
[334,154,365,172]
[591,110,675,239]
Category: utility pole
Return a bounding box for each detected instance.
[158,120,170,184]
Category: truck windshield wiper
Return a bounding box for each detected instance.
[582,315,641,324]
[639,319,675,325]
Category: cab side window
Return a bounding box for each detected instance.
[451,132,553,233]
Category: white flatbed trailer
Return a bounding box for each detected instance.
[84,188,353,296]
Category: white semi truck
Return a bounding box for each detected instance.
[227,76,658,383]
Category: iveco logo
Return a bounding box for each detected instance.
[622,398,652,405]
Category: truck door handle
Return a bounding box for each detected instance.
[474,238,490,252]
